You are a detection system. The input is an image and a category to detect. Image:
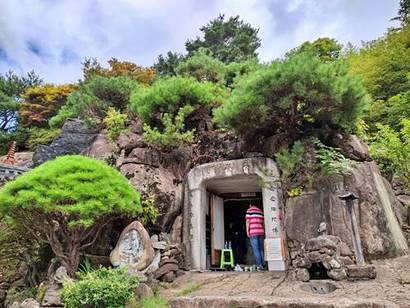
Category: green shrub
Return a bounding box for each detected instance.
[275,141,306,194]
[6,287,37,304]
[129,76,226,123]
[175,48,226,83]
[27,127,60,150]
[103,107,128,141]
[62,267,139,308]
[275,138,352,195]
[369,119,410,186]
[143,105,195,150]
[175,49,260,88]
[347,24,410,100]
[0,218,41,286]
[214,52,369,140]
[0,155,141,276]
[223,58,260,88]
[50,76,136,128]
[366,89,410,133]
[275,141,305,182]
[139,194,159,225]
[314,139,352,176]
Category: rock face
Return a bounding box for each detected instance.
[332,134,371,162]
[32,119,99,166]
[118,150,185,232]
[110,221,155,272]
[285,161,408,259]
[83,131,115,160]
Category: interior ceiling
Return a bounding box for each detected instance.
[205,175,261,194]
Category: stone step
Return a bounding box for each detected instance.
[169,295,399,308]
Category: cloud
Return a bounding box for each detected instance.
[0,0,400,83]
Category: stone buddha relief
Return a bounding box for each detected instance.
[118,229,144,265]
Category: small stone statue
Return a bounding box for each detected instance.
[318,222,327,236]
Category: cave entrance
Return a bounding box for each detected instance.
[207,189,263,269]
[223,196,263,267]
[183,158,288,272]
[308,263,329,280]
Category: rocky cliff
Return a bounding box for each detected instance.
[286,136,408,260]
[29,120,409,259]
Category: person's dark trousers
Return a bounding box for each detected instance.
[250,235,264,267]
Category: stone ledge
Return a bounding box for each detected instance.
[169,295,399,308]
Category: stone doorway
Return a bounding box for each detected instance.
[183,158,287,271]
[223,197,262,266]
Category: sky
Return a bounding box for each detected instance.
[0,0,400,84]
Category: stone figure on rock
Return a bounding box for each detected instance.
[110,221,155,272]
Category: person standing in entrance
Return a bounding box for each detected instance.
[245,204,265,270]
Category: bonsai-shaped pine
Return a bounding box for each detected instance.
[0,155,141,276]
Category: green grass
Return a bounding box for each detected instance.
[176,283,202,297]
[128,296,168,308]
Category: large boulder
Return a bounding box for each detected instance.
[286,161,408,259]
[33,119,99,166]
[332,134,371,162]
[117,132,147,152]
[83,131,116,160]
[119,159,183,232]
[110,221,155,272]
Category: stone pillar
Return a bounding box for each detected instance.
[259,159,286,271]
[189,187,203,270]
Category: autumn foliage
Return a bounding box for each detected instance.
[19,84,74,127]
[83,58,156,85]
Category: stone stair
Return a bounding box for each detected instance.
[169,296,399,308]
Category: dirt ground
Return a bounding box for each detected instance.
[160,255,410,307]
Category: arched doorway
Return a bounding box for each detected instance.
[183,158,287,271]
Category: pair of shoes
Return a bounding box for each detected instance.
[256,266,265,272]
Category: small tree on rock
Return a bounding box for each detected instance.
[0,155,141,276]
[214,52,369,142]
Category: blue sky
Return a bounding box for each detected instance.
[0,0,400,83]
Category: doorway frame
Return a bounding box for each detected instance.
[183,158,287,271]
